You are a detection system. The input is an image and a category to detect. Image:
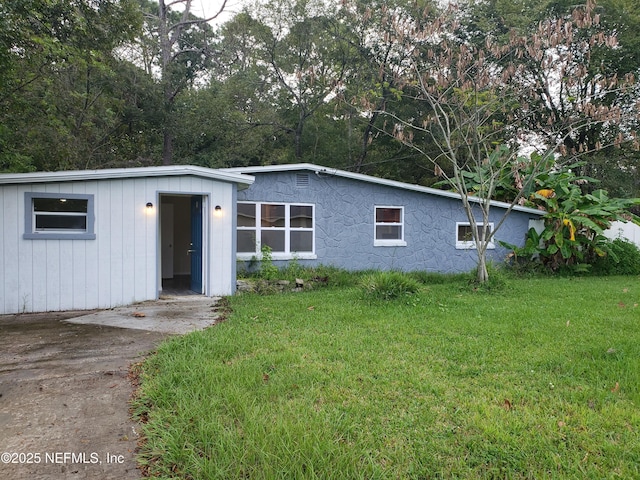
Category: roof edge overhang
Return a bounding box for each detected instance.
[0,165,255,188]
[223,163,544,216]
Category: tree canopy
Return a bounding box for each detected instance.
[0,0,637,206]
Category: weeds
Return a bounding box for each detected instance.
[359,271,422,302]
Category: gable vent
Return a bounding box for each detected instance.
[296,173,310,188]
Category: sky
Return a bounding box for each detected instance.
[185,0,248,26]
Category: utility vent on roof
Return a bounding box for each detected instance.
[296,173,310,188]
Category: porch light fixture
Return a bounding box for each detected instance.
[146,202,153,209]
[214,205,222,217]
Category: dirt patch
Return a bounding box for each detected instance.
[0,311,168,479]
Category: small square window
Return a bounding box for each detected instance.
[24,193,95,240]
[456,222,494,249]
[374,206,406,246]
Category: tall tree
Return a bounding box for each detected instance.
[372,1,637,282]
[0,0,148,172]
[465,0,640,198]
[216,0,354,163]
[131,0,227,165]
[337,0,440,174]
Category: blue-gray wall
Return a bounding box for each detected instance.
[237,170,537,273]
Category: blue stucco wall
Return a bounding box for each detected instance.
[237,169,538,273]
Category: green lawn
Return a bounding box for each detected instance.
[133,276,640,479]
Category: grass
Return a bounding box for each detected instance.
[133,275,640,479]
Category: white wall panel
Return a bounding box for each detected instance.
[0,173,239,314]
[109,179,125,305]
[1,186,20,313]
[96,180,112,309]
[83,181,100,310]
[605,221,640,247]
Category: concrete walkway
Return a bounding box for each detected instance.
[0,296,220,480]
[67,295,223,334]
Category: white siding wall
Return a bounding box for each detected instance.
[0,175,236,314]
[604,221,640,247]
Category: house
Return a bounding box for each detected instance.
[224,163,544,273]
[0,165,253,315]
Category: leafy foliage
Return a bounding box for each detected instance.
[591,238,640,275]
[1,0,639,210]
[256,245,279,280]
[502,165,640,273]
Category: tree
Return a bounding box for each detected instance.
[502,163,640,272]
[466,0,640,199]
[337,0,439,173]
[369,1,637,282]
[214,0,355,163]
[0,0,149,172]
[130,0,228,165]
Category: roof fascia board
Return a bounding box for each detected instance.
[0,165,254,187]
[224,163,543,216]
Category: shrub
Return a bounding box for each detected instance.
[360,271,421,302]
[257,245,279,280]
[591,238,640,275]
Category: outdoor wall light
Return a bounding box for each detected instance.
[146,202,153,209]
[214,205,222,217]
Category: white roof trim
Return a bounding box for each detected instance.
[0,165,254,186]
[224,163,543,215]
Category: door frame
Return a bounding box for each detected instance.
[157,192,209,296]
[190,195,204,293]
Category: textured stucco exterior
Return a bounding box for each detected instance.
[236,168,542,273]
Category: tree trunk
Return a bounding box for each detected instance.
[162,129,173,166]
[294,107,306,161]
[476,252,489,283]
[355,110,379,172]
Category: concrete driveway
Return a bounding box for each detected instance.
[0,296,221,479]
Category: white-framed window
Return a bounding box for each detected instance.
[237,202,316,259]
[24,192,96,240]
[374,206,406,247]
[456,222,494,249]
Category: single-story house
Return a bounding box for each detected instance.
[0,165,253,315]
[224,163,544,273]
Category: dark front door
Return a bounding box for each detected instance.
[190,196,203,293]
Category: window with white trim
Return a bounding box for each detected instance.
[374,206,406,246]
[24,192,95,240]
[237,202,315,259]
[456,222,494,249]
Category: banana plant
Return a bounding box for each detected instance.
[502,164,640,272]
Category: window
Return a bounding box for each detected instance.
[374,206,406,246]
[24,193,95,240]
[456,222,494,249]
[237,202,315,259]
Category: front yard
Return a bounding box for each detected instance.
[133,276,639,479]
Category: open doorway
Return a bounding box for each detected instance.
[160,194,204,294]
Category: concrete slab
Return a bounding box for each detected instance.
[66,295,222,334]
